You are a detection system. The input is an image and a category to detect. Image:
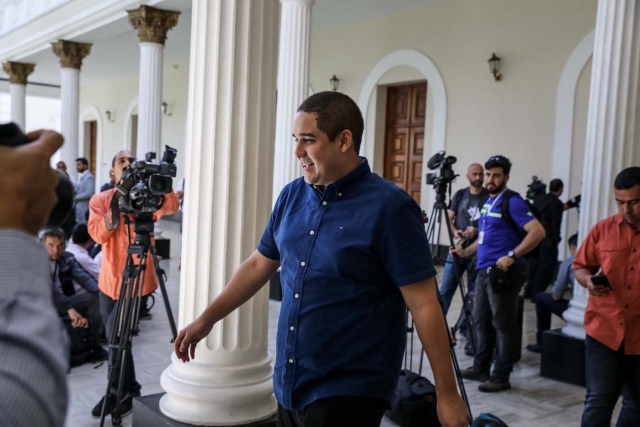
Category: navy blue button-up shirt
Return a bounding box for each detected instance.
[258,158,436,410]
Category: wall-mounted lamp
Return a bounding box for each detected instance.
[488,53,502,81]
[329,74,340,92]
[105,110,115,123]
[161,101,173,116]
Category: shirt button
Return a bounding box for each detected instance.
[300,261,306,267]
[322,201,328,206]
[309,230,315,235]
[289,326,295,331]
[294,293,300,299]
[338,192,342,197]
[288,358,294,364]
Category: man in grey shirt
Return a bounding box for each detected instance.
[0,128,69,426]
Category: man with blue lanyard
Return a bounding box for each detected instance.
[452,155,545,392]
[174,92,468,427]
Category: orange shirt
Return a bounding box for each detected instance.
[573,214,640,354]
[88,189,179,300]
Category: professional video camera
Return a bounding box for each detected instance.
[526,175,547,201]
[116,145,177,217]
[425,151,458,195]
[565,194,581,210]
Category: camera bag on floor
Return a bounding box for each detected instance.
[386,314,441,427]
[62,317,101,367]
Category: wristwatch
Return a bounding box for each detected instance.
[507,250,516,260]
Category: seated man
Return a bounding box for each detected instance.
[526,233,578,353]
[67,223,100,280]
[43,228,105,356]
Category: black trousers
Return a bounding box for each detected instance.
[277,396,387,427]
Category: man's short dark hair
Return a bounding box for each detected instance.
[297,91,364,154]
[71,223,92,245]
[549,178,564,193]
[484,155,512,175]
[43,228,66,241]
[76,157,89,166]
[568,233,578,247]
[614,167,640,190]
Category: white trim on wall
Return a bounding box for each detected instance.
[79,104,102,192]
[358,49,447,211]
[552,30,594,257]
[124,97,139,152]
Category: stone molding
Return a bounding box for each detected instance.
[51,40,92,69]
[2,61,35,84]
[128,5,180,45]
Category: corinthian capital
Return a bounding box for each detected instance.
[128,5,180,45]
[51,40,92,69]
[2,61,35,85]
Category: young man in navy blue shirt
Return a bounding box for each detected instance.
[174,92,468,427]
[453,155,545,392]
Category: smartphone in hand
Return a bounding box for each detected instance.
[591,274,611,289]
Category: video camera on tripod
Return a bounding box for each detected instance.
[425,150,458,197]
[526,175,547,201]
[115,146,177,216]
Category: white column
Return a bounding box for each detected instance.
[160,1,279,425]
[272,0,314,204]
[128,5,180,160]
[562,0,640,338]
[9,84,26,128]
[59,67,80,167]
[136,42,163,158]
[2,61,34,131]
[51,40,91,169]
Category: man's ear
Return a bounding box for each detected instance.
[338,130,354,153]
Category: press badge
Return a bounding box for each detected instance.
[478,231,484,244]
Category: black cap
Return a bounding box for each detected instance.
[485,155,512,175]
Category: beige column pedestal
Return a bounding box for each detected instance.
[159,1,279,425]
[128,5,180,158]
[562,0,640,338]
[2,61,34,129]
[51,40,91,169]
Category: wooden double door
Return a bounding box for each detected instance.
[383,82,427,204]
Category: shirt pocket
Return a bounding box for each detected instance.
[599,239,629,275]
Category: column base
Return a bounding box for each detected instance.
[134,394,276,426]
[540,328,585,387]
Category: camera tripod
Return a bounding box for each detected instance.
[99,214,178,426]
[424,185,475,424]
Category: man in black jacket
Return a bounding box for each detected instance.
[525,178,565,300]
[43,228,103,344]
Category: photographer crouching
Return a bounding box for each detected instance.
[87,150,179,418]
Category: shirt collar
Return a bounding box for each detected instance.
[323,157,371,196]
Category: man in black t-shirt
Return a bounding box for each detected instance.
[438,163,488,314]
[524,178,564,300]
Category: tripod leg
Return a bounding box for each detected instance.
[149,244,178,340]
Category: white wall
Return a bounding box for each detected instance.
[309,0,597,197]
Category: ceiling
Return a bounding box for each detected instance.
[1,0,433,94]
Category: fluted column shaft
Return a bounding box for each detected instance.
[160,0,279,425]
[137,42,164,157]
[272,0,314,204]
[9,84,26,129]
[51,40,91,168]
[563,0,640,338]
[2,61,34,129]
[128,5,180,159]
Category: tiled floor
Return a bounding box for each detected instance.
[65,220,618,426]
